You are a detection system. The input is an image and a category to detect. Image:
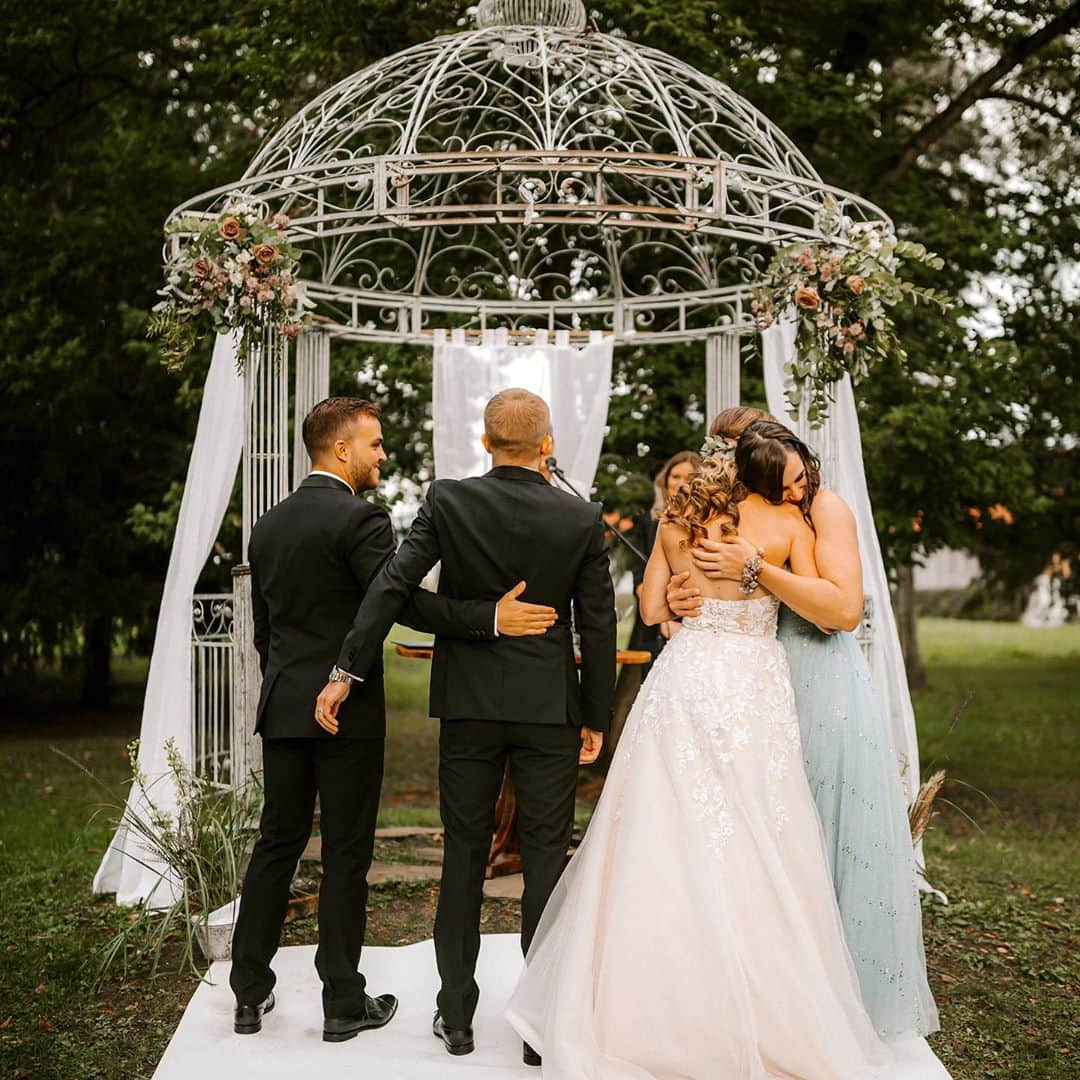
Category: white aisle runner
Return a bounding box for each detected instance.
[154,934,533,1079]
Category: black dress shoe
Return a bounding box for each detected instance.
[234,992,275,1034]
[323,993,399,1043]
[523,1041,542,1066]
[432,1010,475,1056]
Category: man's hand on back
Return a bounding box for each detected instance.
[497,580,558,636]
[665,570,704,620]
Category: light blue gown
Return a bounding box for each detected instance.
[778,606,940,1038]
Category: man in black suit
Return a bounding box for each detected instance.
[229,397,558,1042]
[316,388,617,1064]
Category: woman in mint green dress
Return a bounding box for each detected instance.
[668,410,939,1039]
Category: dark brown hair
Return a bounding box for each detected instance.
[737,420,820,515]
[302,397,381,457]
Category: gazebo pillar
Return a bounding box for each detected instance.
[241,325,291,560]
[705,332,741,419]
[231,324,290,788]
[292,328,331,488]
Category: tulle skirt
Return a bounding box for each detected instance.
[506,599,950,1079]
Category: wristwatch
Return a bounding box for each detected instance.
[328,665,360,684]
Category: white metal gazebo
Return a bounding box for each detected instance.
[170,0,896,787]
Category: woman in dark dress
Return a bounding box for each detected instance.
[629,451,702,664]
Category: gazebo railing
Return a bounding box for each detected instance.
[191,594,235,789]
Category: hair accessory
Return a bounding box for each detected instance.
[700,434,737,460]
[739,552,763,595]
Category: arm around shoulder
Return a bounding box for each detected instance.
[808,490,863,631]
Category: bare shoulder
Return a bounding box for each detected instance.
[659,519,685,545]
[810,488,855,529]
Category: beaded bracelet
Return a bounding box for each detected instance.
[739,552,763,595]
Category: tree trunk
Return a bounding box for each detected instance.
[80,612,112,708]
[895,564,926,692]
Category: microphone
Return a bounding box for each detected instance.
[545,456,647,564]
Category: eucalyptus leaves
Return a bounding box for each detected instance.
[752,223,951,426]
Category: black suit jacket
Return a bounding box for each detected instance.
[250,474,497,740]
[337,466,617,732]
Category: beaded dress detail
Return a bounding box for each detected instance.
[779,607,940,1037]
[507,596,951,1079]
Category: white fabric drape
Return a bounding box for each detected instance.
[762,316,921,803]
[432,328,613,493]
[94,332,245,906]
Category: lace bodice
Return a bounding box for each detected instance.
[681,595,780,638]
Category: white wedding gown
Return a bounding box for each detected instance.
[507,595,951,1079]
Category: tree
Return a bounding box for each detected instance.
[1,0,1074,702]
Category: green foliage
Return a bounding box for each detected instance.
[2,622,1077,1076]
[57,737,263,986]
[1,0,1075,700]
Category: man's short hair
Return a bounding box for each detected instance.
[484,389,552,457]
[302,397,380,457]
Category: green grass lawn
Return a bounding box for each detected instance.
[0,620,1077,1078]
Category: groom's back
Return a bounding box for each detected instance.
[426,465,614,728]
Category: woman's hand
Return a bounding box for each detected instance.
[690,535,757,581]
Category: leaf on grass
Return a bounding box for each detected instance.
[36,1018,55,1033]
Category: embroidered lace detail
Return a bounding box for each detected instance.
[615,593,801,856]
[681,594,780,638]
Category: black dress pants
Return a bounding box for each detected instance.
[230,736,384,1018]
[434,718,580,1029]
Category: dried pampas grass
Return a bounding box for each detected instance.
[909,769,948,845]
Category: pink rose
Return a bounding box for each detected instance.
[795,287,821,311]
[219,216,242,241]
[846,275,866,295]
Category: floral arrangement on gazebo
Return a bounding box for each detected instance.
[752,221,950,425]
[148,203,312,370]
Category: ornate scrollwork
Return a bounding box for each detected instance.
[192,595,235,642]
[164,16,892,344]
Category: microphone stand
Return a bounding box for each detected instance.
[545,457,648,565]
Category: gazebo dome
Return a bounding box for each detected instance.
[173,0,890,342]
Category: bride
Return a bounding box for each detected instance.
[506,427,950,1079]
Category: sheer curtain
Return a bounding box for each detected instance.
[761,317,921,803]
[432,328,613,492]
[94,332,245,906]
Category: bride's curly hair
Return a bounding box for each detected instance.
[661,453,746,548]
[661,411,823,546]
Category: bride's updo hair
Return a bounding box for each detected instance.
[737,421,821,515]
[661,451,745,548]
[707,405,776,439]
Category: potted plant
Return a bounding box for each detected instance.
[73,738,262,984]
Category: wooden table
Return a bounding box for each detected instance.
[395,642,652,877]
